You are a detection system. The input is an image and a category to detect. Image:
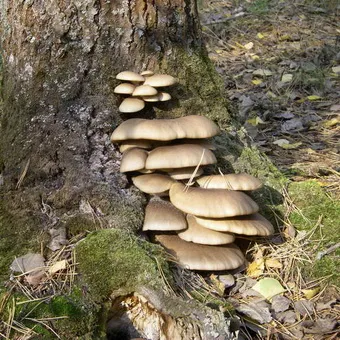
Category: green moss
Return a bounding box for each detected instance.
[0,200,42,285]
[76,229,169,301]
[0,289,105,339]
[288,180,340,284]
[65,215,99,238]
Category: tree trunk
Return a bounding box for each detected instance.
[0,1,239,339]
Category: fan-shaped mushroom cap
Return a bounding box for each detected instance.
[167,167,204,180]
[140,70,154,77]
[119,140,154,153]
[143,199,187,231]
[119,98,145,113]
[145,144,216,170]
[194,213,274,236]
[132,174,175,195]
[116,71,145,82]
[114,83,136,95]
[143,74,176,87]
[132,85,158,97]
[178,215,235,245]
[154,234,245,271]
[111,115,220,142]
[120,148,148,173]
[169,182,259,218]
[143,92,171,102]
[197,174,262,191]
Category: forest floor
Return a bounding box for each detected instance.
[198,0,339,339]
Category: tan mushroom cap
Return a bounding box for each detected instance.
[143,74,176,87]
[143,198,187,231]
[169,182,259,218]
[145,144,217,170]
[119,140,154,153]
[167,167,204,180]
[140,70,154,77]
[143,92,171,102]
[114,83,136,95]
[132,174,175,195]
[132,85,158,97]
[197,173,263,191]
[194,213,274,236]
[116,71,145,82]
[119,98,145,113]
[178,215,235,245]
[111,115,220,142]
[154,234,245,271]
[120,148,148,173]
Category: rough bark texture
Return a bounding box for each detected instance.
[0,1,238,339]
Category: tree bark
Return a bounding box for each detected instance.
[0,1,237,339]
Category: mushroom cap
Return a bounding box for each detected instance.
[119,98,145,113]
[167,167,204,180]
[140,70,154,77]
[178,215,235,245]
[114,83,136,95]
[116,71,145,82]
[169,182,259,218]
[154,234,245,271]
[132,85,158,97]
[143,92,171,102]
[145,144,217,170]
[194,213,274,236]
[119,140,154,153]
[120,148,148,173]
[197,174,263,191]
[111,115,220,142]
[143,74,176,87]
[143,198,187,231]
[132,174,175,195]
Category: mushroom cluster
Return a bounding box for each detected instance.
[114,71,176,113]
[111,71,274,272]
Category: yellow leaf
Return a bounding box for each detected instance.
[265,258,283,269]
[252,79,263,85]
[281,142,302,149]
[247,258,265,278]
[210,274,225,296]
[302,287,320,299]
[48,260,67,275]
[257,33,264,39]
[307,95,322,101]
[252,278,285,300]
[215,49,223,54]
[323,117,339,128]
[244,42,254,50]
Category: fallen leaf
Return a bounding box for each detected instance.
[265,258,282,269]
[217,274,235,288]
[251,55,260,60]
[294,300,314,317]
[276,310,296,324]
[307,95,322,101]
[10,253,45,274]
[273,139,290,147]
[252,278,285,300]
[247,258,265,278]
[247,116,266,126]
[302,318,338,334]
[48,260,67,275]
[257,33,264,39]
[331,65,340,73]
[244,42,254,50]
[301,287,320,300]
[281,118,304,131]
[253,69,273,77]
[236,301,272,324]
[280,142,302,149]
[252,79,263,85]
[323,117,339,128]
[271,295,291,313]
[330,104,340,111]
[281,74,293,83]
